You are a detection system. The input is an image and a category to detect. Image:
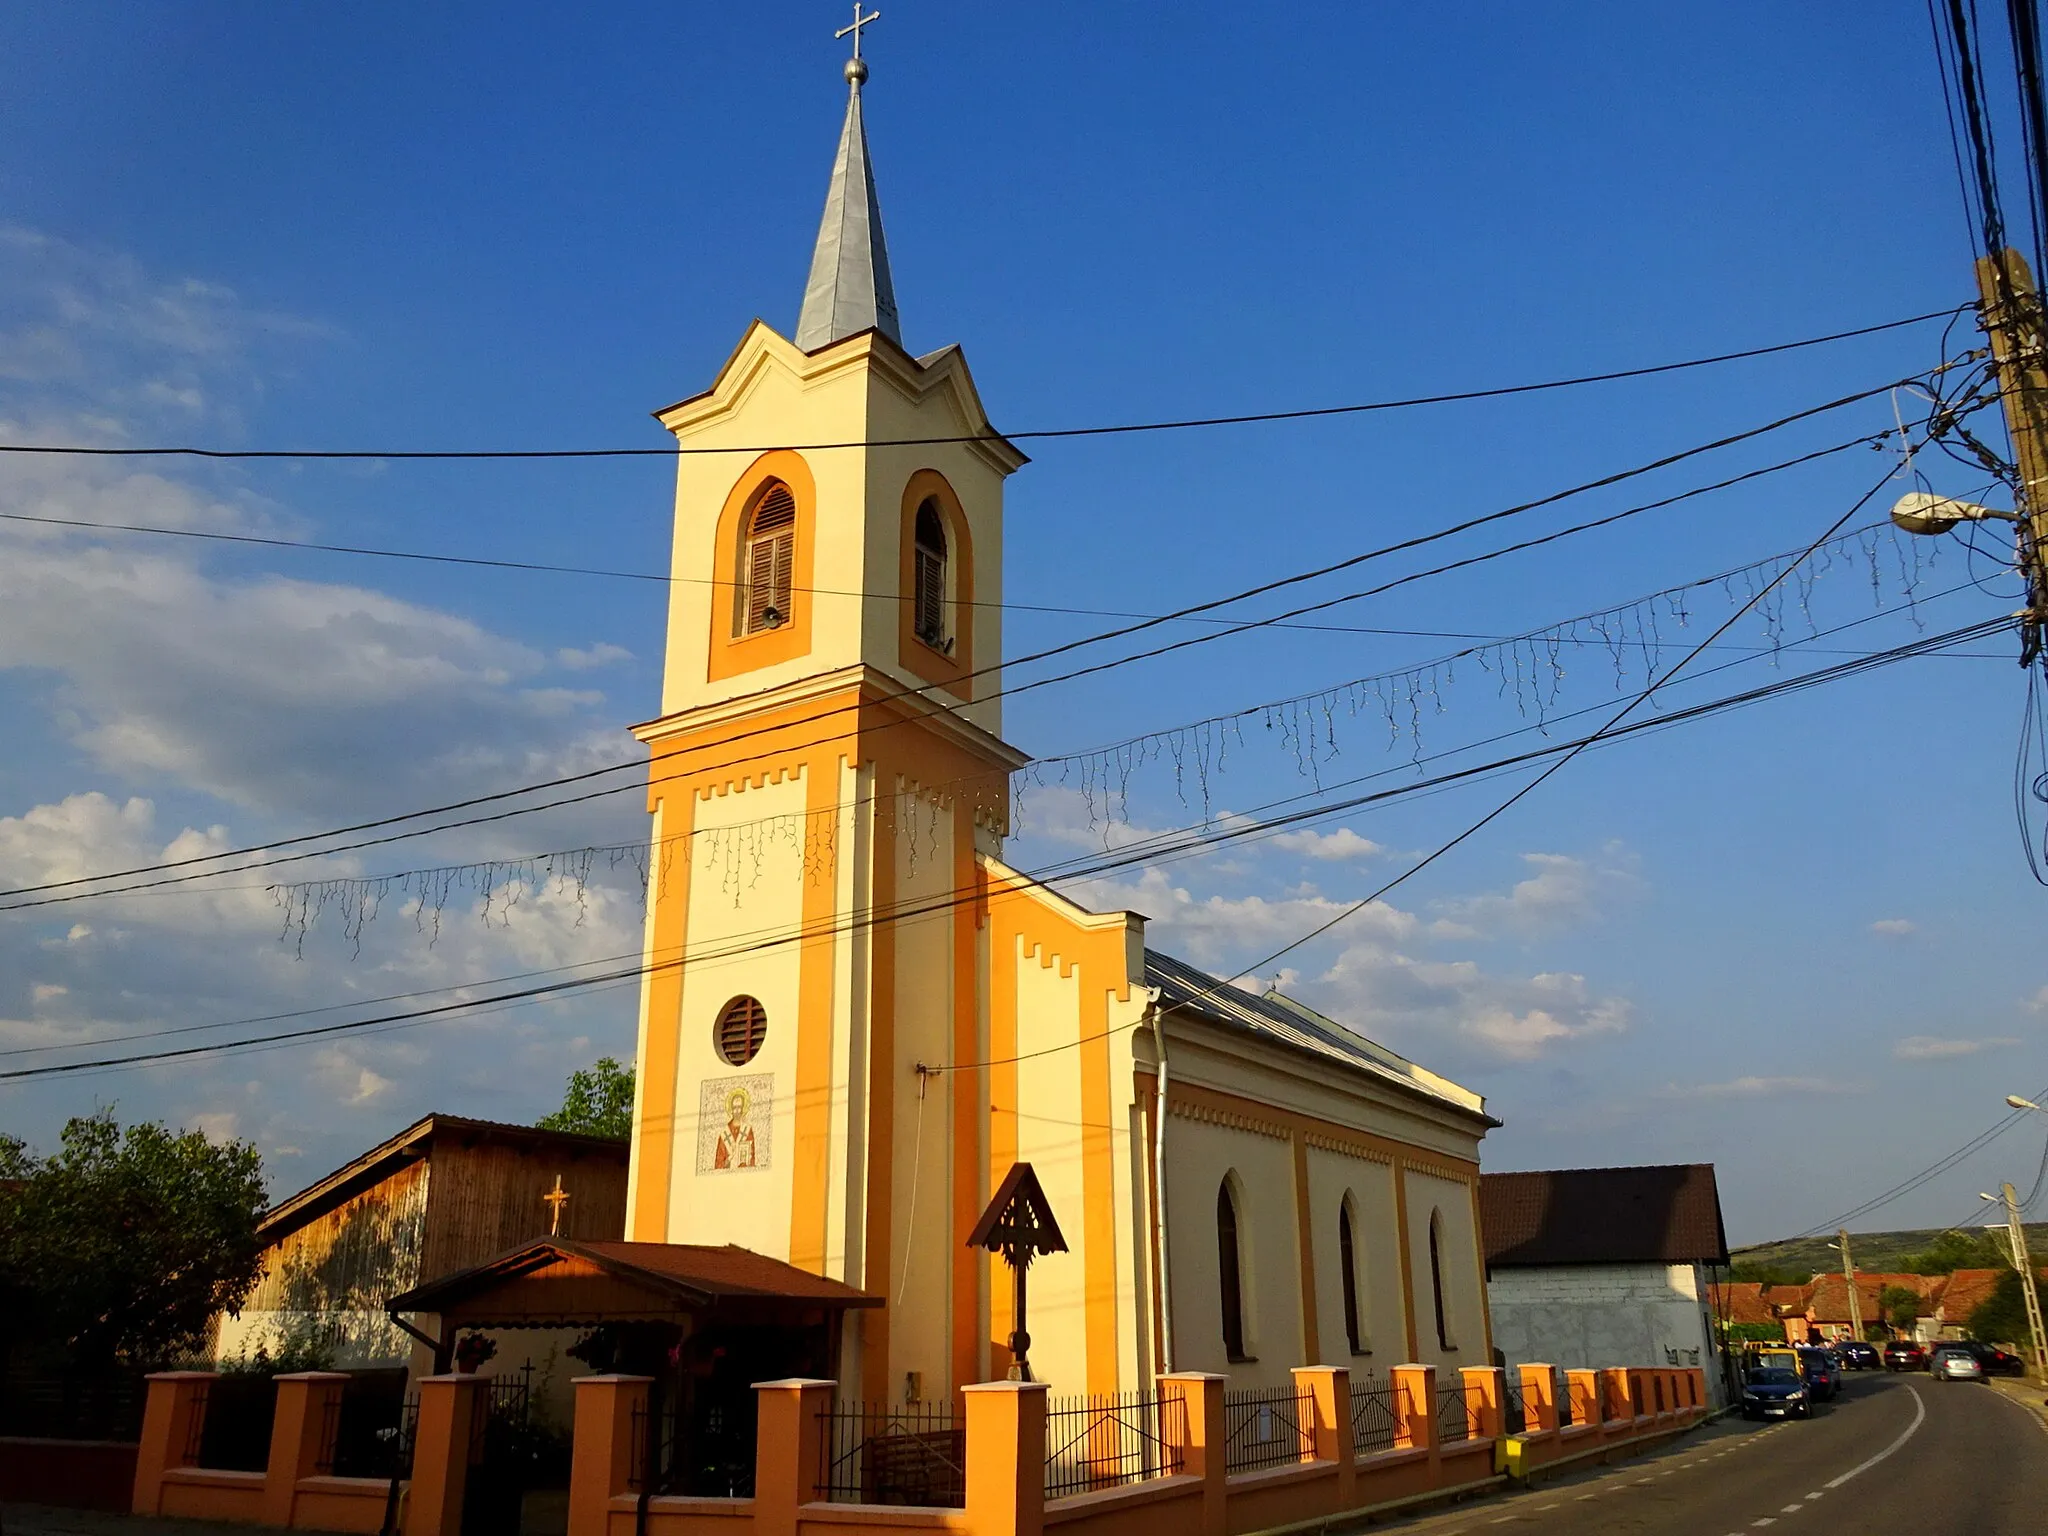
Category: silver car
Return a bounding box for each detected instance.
[1929,1343,1985,1381]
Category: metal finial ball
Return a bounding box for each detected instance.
[844,56,868,84]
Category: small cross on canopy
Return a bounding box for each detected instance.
[967,1162,1067,1380]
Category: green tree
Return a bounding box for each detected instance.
[1876,1284,1922,1332]
[1906,1229,2006,1274]
[1723,1321,1786,1344]
[0,1111,267,1368]
[1966,1269,2031,1346]
[537,1056,635,1140]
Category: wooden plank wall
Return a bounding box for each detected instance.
[244,1156,430,1313]
[418,1134,628,1283]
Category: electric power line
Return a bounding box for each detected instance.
[0,376,1974,910]
[3,609,2004,1083]
[0,307,1968,462]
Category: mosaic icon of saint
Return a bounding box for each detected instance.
[714,1086,758,1170]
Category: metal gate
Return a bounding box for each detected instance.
[461,1377,532,1536]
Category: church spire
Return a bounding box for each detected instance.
[795,6,901,352]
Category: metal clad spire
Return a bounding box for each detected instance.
[796,6,901,351]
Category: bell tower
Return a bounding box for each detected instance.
[624,19,1026,1399]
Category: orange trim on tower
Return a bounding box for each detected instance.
[950,824,987,1395]
[859,757,899,1395]
[788,751,844,1274]
[896,469,976,698]
[627,787,692,1241]
[1393,1164,1418,1361]
[1078,975,1120,1394]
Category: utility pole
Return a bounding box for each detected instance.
[1995,1181,2048,1379]
[1974,247,2048,667]
[1837,1229,1864,1343]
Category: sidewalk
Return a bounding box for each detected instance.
[1986,1375,2048,1432]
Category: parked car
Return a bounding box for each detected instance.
[1837,1341,1882,1370]
[1969,1343,2025,1376]
[1795,1347,1841,1401]
[1740,1367,1812,1419]
[1882,1340,1927,1371]
[1928,1343,1986,1382]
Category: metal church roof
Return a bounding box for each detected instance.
[1144,949,1494,1122]
[795,63,900,352]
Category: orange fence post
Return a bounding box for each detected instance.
[404,1374,482,1536]
[1292,1366,1353,1503]
[1688,1367,1707,1415]
[264,1371,349,1527]
[1564,1370,1600,1431]
[133,1371,215,1515]
[1162,1374,1226,1536]
[1391,1365,1437,1462]
[754,1379,835,1536]
[1515,1364,1556,1436]
[963,1381,1046,1536]
[1599,1369,1631,1434]
[568,1375,652,1536]
[1458,1368,1502,1441]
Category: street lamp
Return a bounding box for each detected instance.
[1890,491,2026,535]
[2009,1095,2044,1112]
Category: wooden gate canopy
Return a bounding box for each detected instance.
[387,1237,882,1331]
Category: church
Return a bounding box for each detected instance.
[396,28,1498,1435]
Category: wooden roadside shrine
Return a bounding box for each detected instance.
[966,1162,1068,1382]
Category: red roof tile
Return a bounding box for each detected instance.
[1481,1164,1728,1266]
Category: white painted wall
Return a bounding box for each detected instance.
[1487,1261,1723,1402]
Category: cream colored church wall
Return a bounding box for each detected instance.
[1401,1168,1489,1370]
[1009,945,1090,1394]
[1303,1148,1404,1380]
[881,787,960,1402]
[662,769,812,1257]
[1163,1116,1302,1389]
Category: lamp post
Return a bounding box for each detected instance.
[1987,1095,2048,1378]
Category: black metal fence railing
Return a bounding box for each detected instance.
[196,1373,275,1472]
[1502,1376,1527,1436]
[1555,1373,1574,1429]
[1221,1385,1312,1475]
[1348,1382,1396,1458]
[1042,1391,1186,1498]
[628,1394,755,1501]
[0,1373,145,1442]
[815,1403,964,1508]
[1434,1383,1474,1444]
[183,1380,213,1464]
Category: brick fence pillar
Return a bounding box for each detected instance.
[133,1371,216,1515]
[568,1375,652,1536]
[1391,1364,1438,1467]
[1163,1373,1227,1536]
[1293,1366,1353,1503]
[1565,1369,1600,1430]
[264,1371,350,1527]
[754,1379,835,1536]
[404,1374,482,1536]
[1458,1368,1502,1441]
[963,1381,1046,1536]
[1599,1369,1631,1435]
[1516,1364,1558,1436]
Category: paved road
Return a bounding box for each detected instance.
[1384,1369,2048,1536]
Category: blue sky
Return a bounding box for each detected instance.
[2,1,2045,1246]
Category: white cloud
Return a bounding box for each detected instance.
[189,1111,241,1143]
[1432,848,1639,939]
[2028,986,2048,1015]
[1668,1075,1861,1100]
[557,643,632,671]
[1268,826,1384,861]
[1893,1035,2018,1061]
[1870,918,1917,937]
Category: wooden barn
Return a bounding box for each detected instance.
[215,1114,628,1376]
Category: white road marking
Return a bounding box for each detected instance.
[1822,1386,1926,1491]
[1781,1504,1804,1514]
[1538,1503,1559,1511]
[1575,1493,1597,1501]
[1804,1492,1824,1501]
[1753,1521,1775,1528]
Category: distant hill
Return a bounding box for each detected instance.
[1733,1225,2048,1278]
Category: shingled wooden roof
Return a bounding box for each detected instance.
[1481,1164,1729,1267]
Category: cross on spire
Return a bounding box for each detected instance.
[837,5,880,63]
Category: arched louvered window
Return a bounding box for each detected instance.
[739,483,796,635]
[1339,1197,1365,1355]
[1429,1208,1452,1351]
[714,995,769,1066]
[1218,1177,1248,1362]
[912,498,948,648]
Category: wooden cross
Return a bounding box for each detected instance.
[837,4,880,60]
[967,1162,1067,1382]
[543,1174,570,1236]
